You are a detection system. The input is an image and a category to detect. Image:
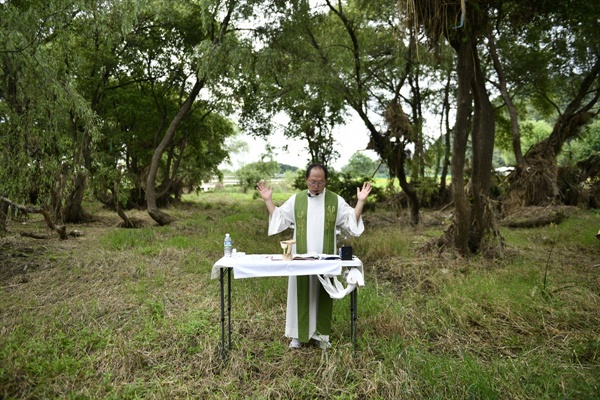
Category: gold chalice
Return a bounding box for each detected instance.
[280,239,296,261]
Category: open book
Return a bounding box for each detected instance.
[292,254,341,261]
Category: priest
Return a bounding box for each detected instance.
[256,163,372,349]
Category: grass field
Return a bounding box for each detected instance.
[1,191,599,399]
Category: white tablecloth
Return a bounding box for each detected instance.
[211,254,345,279]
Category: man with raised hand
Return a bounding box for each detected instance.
[257,163,372,349]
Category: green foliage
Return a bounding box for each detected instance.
[490,0,599,167]
[1,0,598,243]
[521,120,553,153]
[0,0,249,219]
[341,152,387,178]
[330,172,383,209]
[179,111,235,189]
[559,120,600,166]
[494,118,554,165]
[238,8,347,166]
[279,163,299,173]
[579,120,600,159]
[412,177,440,208]
[0,1,98,207]
[235,160,280,193]
[281,170,297,189]
[88,3,237,207]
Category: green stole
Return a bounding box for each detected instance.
[294,190,338,342]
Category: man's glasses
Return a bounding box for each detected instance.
[308,180,326,187]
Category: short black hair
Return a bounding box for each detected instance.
[305,163,328,180]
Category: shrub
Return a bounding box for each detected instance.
[236,160,280,193]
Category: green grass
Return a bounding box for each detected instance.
[0,195,598,399]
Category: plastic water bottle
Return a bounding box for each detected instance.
[224,233,233,257]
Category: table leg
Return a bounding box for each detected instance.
[350,286,357,358]
[227,266,232,353]
[220,267,231,360]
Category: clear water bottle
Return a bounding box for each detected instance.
[224,233,233,257]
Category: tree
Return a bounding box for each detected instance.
[0,0,100,224]
[142,0,255,225]
[95,81,234,210]
[236,1,346,168]
[241,0,446,225]
[487,0,600,209]
[0,0,243,229]
[341,152,381,178]
[409,0,499,254]
[236,160,280,193]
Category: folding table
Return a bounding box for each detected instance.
[211,254,363,360]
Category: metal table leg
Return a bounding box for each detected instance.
[227,266,232,352]
[220,267,231,360]
[350,285,357,358]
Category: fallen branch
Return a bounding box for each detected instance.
[20,232,50,239]
[500,211,565,228]
[19,230,83,240]
[0,196,68,240]
[0,196,40,214]
[438,201,454,212]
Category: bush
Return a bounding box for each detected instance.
[413,177,441,208]
[236,160,280,193]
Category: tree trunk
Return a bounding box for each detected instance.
[0,198,8,234]
[379,99,421,225]
[408,58,424,181]
[154,134,188,206]
[146,78,204,225]
[469,39,497,252]
[64,172,88,223]
[439,67,452,202]
[449,37,473,256]
[487,29,524,174]
[545,58,600,157]
[321,2,421,223]
[395,160,420,225]
[146,1,235,225]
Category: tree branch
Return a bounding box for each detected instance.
[0,196,68,240]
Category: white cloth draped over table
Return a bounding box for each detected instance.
[211,255,364,298]
[317,268,365,299]
[268,189,365,343]
[210,255,343,279]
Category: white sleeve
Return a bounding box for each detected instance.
[267,194,297,236]
[335,196,364,236]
